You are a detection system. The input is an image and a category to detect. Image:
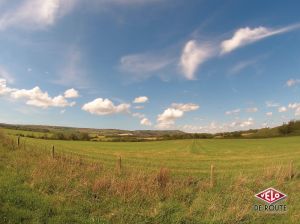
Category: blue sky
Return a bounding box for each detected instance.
[0,0,300,133]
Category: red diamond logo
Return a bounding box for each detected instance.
[255,188,287,204]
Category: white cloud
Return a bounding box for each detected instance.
[230,117,254,128]
[64,88,79,98]
[156,108,184,129]
[0,0,163,31]
[180,124,204,133]
[266,112,273,116]
[171,103,199,112]
[0,78,76,108]
[0,78,13,95]
[0,0,77,30]
[288,103,300,109]
[11,87,75,108]
[225,108,240,115]
[180,123,221,133]
[132,112,145,119]
[221,24,300,54]
[288,103,300,116]
[246,107,258,113]
[278,106,287,113]
[296,108,300,116]
[266,101,280,108]
[133,96,148,103]
[156,103,199,129]
[179,40,213,80]
[180,118,255,133]
[132,112,152,126]
[0,66,14,84]
[140,118,152,126]
[286,79,300,87]
[82,98,130,115]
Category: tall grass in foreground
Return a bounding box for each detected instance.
[0,133,299,224]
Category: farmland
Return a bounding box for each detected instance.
[0,130,299,223]
[15,135,300,175]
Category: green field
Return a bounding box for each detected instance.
[0,132,299,223]
[3,128,53,138]
[22,136,300,175]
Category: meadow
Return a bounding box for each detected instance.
[0,130,299,223]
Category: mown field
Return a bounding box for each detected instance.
[0,130,299,223]
[21,135,300,175]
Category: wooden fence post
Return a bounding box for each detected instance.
[116,156,122,174]
[52,145,55,159]
[17,136,20,148]
[210,164,214,188]
[289,160,294,180]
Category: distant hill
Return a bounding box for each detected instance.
[0,123,187,141]
[1,120,300,141]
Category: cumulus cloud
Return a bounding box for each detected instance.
[221,24,300,54]
[64,88,79,98]
[82,98,130,115]
[0,0,77,30]
[278,106,287,113]
[0,78,76,108]
[140,117,152,126]
[246,107,258,113]
[230,117,254,128]
[288,103,300,109]
[179,40,213,80]
[288,103,300,116]
[132,112,152,126]
[156,103,199,129]
[133,96,148,103]
[11,87,75,108]
[286,79,300,87]
[225,108,240,115]
[156,108,184,129]
[266,112,273,116]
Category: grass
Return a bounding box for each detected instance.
[2,128,52,138]
[23,136,300,176]
[0,130,299,223]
